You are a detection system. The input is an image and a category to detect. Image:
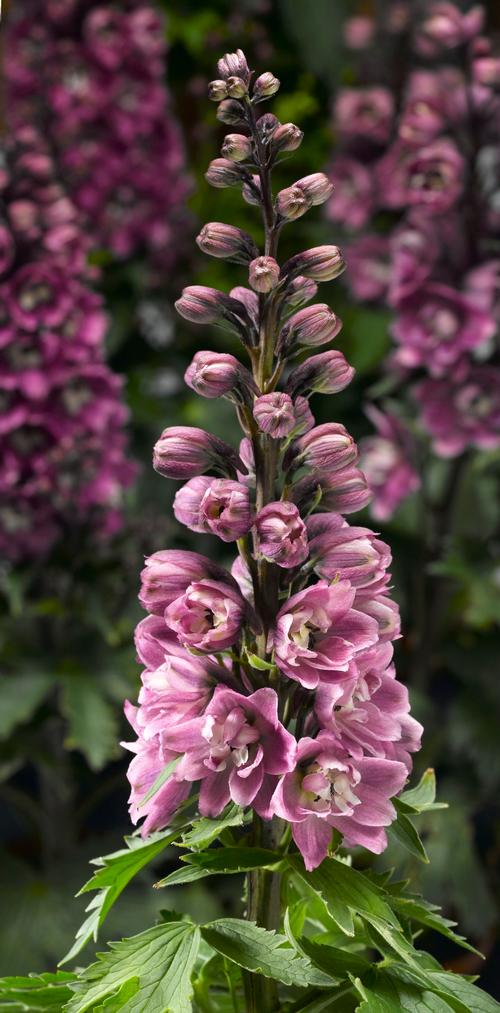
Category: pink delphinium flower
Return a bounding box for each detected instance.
[360,407,420,521]
[416,363,500,456]
[124,47,420,877]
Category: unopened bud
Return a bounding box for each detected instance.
[275,185,312,221]
[257,113,280,141]
[291,467,372,515]
[253,392,296,439]
[153,426,244,480]
[294,423,358,474]
[282,245,345,283]
[280,303,342,350]
[286,350,354,397]
[217,100,247,127]
[226,76,248,98]
[185,350,256,401]
[221,133,253,162]
[249,256,280,293]
[205,158,246,188]
[271,123,304,153]
[175,285,251,334]
[196,222,258,264]
[242,175,263,206]
[208,79,228,101]
[474,56,500,87]
[282,276,318,311]
[253,72,280,99]
[218,49,251,84]
[295,172,334,206]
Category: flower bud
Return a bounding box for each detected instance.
[255,501,308,568]
[294,423,358,474]
[218,49,251,84]
[282,276,318,311]
[205,158,246,188]
[256,113,280,141]
[253,392,296,438]
[226,76,248,98]
[217,100,247,127]
[249,256,280,293]
[174,476,253,541]
[175,285,241,327]
[295,173,334,206]
[293,396,315,435]
[275,185,312,221]
[282,245,345,283]
[286,350,355,397]
[196,223,258,263]
[153,426,244,480]
[185,350,256,401]
[291,466,372,515]
[253,72,280,99]
[280,303,342,350]
[139,549,231,614]
[271,122,304,153]
[208,79,228,101]
[221,133,253,162]
[242,175,263,206]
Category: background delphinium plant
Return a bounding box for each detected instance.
[327,0,500,953]
[4,46,499,1013]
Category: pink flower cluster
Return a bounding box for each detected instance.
[330,2,500,518]
[124,48,422,872]
[7,0,189,262]
[0,130,135,561]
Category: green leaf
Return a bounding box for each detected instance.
[0,972,75,1011]
[178,804,246,851]
[61,829,184,964]
[0,674,53,740]
[426,972,500,1012]
[289,856,425,970]
[388,894,480,956]
[389,805,429,863]
[200,919,332,989]
[137,757,181,808]
[245,652,277,672]
[60,677,119,771]
[297,937,371,981]
[398,770,446,813]
[183,847,283,873]
[64,921,200,1013]
[353,976,457,1013]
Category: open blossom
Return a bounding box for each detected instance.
[173,476,253,541]
[271,580,378,689]
[334,87,395,145]
[416,364,500,456]
[162,687,297,818]
[255,501,309,568]
[165,578,247,653]
[272,731,408,870]
[392,284,496,375]
[361,407,420,521]
[139,549,234,615]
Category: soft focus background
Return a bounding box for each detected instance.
[2,0,500,997]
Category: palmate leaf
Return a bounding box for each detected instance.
[200,919,333,989]
[0,972,75,1011]
[389,805,429,863]
[177,804,247,851]
[155,845,284,888]
[60,677,120,772]
[0,674,54,740]
[388,894,481,956]
[64,922,200,1013]
[353,966,500,1013]
[61,829,185,965]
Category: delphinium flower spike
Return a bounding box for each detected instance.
[125,47,422,890]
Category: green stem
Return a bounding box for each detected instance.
[244,816,283,1012]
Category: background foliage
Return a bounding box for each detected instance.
[2,0,500,998]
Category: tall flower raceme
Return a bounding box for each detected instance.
[0,129,135,561]
[328,2,500,521]
[6,0,189,264]
[34,48,500,1013]
[124,47,423,878]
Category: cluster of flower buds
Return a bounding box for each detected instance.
[125,50,422,872]
[328,1,500,518]
[6,0,189,263]
[0,130,135,562]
